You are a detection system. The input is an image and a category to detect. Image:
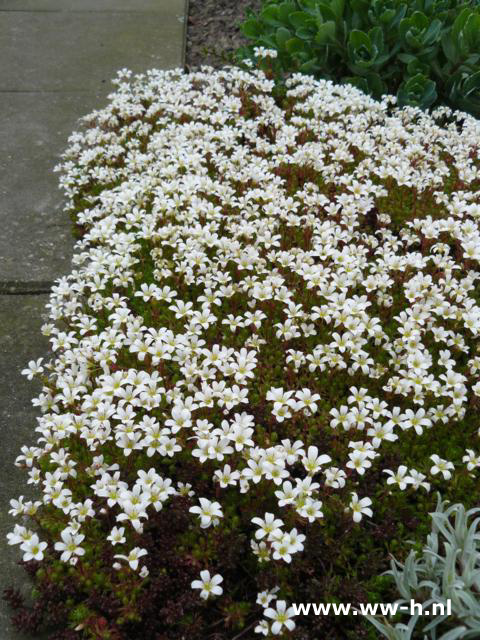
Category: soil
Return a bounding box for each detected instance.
[185,0,264,70]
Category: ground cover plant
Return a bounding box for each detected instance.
[4,59,480,639]
[235,0,480,116]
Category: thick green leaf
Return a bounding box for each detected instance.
[260,5,282,27]
[463,13,480,52]
[463,70,480,95]
[329,0,346,21]
[441,30,459,63]
[241,19,265,39]
[397,73,438,109]
[369,26,385,52]
[343,75,370,94]
[277,1,297,23]
[296,0,319,15]
[299,58,322,73]
[288,11,315,30]
[451,7,472,44]
[317,2,338,24]
[424,19,442,45]
[295,27,313,39]
[258,35,278,49]
[285,37,306,54]
[314,20,336,45]
[407,59,430,76]
[349,29,372,50]
[276,26,292,49]
[398,52,417,64]
[365,71,387,98]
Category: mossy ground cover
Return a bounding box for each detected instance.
[4,62,480,639]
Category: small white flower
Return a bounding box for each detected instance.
[191,570,223,600]
[349,492,373,523]
[430,454,454,480]
[264,600,296,635]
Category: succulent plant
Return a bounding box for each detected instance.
[236,0,480,116]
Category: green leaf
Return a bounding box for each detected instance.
[314,20,336,45]
[397,73,438,110]
[424,19,442,46]
[343,75,370,94]
[317,2,338,24]
[349,29,371,50]
[451,7,472,45]
[366,71,387,98]
[297,0,321,15]
[276,27,292,49]
[277,1,297,23]
[299,58,322,73]
[285,37,306,54]
[288,11,314,30]
[463,70,480,96]
[241,19,264,39]
[463,13,480,52]
[398,53,417,64]
[258,35,278,49]
[260,5,282,27]
[407,59,430,76]
[368,26,385,52]
[441,31,459,64]
[329,0,345,21]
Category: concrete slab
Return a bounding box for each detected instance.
[0,7,186,91]
[0,0,172,10]
[0,92,110,285]
[0,294,50,639]
[0,1,187,635]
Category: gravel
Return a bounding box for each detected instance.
[185,0,264,69]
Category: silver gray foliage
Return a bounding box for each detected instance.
[366,494,480,640]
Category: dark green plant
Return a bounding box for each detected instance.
[236,0,480,116]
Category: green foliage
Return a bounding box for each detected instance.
[236,0,480,116]
[365,495,480,639]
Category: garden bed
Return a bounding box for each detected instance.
[5,54,480,640]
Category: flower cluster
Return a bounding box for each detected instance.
[9,64,480,636]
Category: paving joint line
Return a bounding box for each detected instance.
[0,283,54,295]
[0,89,109,93]
[1,10,178,14]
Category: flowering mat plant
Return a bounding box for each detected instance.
[5,60,480,639]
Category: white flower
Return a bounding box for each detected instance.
[301,446,331,475]
[20,534,48,562]
[463,449,480,471]
[430,454,454,480]
[256,587,279,608]
[113,546,147,571]
[383,465,414,490]
[349,492,373,523]
[54,529,85,563]
[253,46,278,59]
[254,619,270,636]
[251,513,284,541]
[189,498,223,528]
[264,600,296,635]
[294,388,321,414]
[107,526,126,546]
[191,570,223,600]
[21,358,44,380]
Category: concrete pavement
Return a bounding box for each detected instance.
[0,1,186,636]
